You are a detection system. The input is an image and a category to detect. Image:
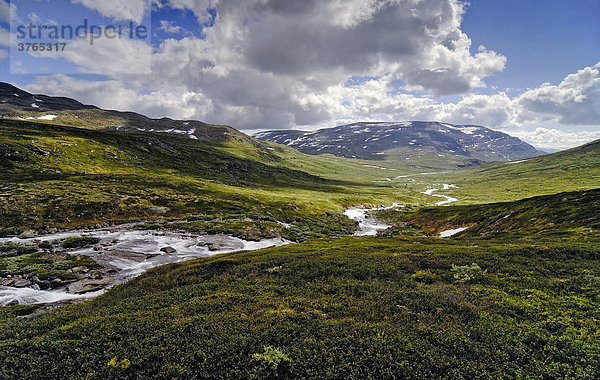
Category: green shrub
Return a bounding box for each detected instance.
[61,236,100,249]
[410,270,440,284]
[250,346,292,379]
[0,243,37,257]
[37,241,53,250]
[451,262,487,283]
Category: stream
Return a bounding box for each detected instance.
[0,228,290,306]
[421,184,459,206]
[344,203,399,236]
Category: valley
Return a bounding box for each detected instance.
[0,83,599,379]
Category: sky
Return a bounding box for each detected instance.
[0,0,599,150]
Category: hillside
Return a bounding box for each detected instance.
[1,86,600,380]
[412,139,600,205]
[1,237,598,379]
[377,188,600,239]
[255,121,544,164]
[0,118,381,240]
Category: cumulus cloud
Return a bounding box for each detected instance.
[34,34,153,75]
[71,0,150,23]
[118,0,505,128]
[17,0,600,149]
[517,64,600,125]
[509,128,600,151]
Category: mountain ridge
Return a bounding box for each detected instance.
[255,121,545,162]
[0,82,245,143]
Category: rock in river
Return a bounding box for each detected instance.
[67,278,114,294]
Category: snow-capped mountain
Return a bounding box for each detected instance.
[255,121,544,162]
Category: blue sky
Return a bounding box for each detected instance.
[0,0,599,150]
[462,0,600,91]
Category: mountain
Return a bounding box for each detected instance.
[255,121,544,162]
[0,83,97,111]
[0,82,243,143]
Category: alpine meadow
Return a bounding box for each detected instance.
[1,0,599,379]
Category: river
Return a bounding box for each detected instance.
[0,227,290,306]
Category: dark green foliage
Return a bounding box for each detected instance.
[0,251,97,281]
[0,304,40,319]
[61,236,101,249]
[1,237,598,379]
[0,242,37,258]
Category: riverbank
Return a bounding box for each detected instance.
[0,226,289,306]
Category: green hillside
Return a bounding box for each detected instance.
[415,140,600,204]
[2,86,600,380]
[378,188,600,239]
[0,119,429,240]
[1,237,599,379]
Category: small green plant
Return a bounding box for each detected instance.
[410,270,440,284]
[266,265,283,273]
[250,346,292,379]
[0,242,37,257]
[451,262,487,283]
[107,357,130,369]
[62,236,100,249]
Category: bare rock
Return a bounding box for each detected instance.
[160,246,177,254]
[148,206,170,215]
[85,271,104,280]
[37,280,51,290]
[12,279,33,288]
[17,230,37,239]
[70,266,90,274]
[67,278,113,294]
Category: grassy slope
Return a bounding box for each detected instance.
[377,188,600,239]
[0,119,434,239]
[414,140,600,205]
[1,237,599,379]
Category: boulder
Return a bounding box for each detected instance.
[36,280,51,290]
[85,271,104,280]
[70,266,90,274]
[67,278,113,294]
[12,279,33,288]
[17,230,37,239]
[160,246,177,254]
[50,278,65,288]
[148,206,170,215]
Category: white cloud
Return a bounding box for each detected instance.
[71,0,149,23]
[18,1,600,150]
[158,20,186,35]
[509,128,600,151]
[517,63,600,125]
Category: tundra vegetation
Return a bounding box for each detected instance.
[1,109,599,378]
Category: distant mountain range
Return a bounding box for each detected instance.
[0,82,543,165]
[255,121,545,162]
